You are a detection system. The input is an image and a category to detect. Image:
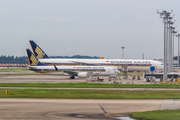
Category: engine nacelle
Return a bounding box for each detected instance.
[77,72,88,78]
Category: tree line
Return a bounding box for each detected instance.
[0,55,100,63]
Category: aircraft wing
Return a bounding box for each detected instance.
[70,61,99,66]
[53,65,78,76]
[63,71,78,76]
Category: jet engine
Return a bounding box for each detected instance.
[77,72,88,78]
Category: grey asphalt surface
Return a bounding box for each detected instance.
[0,73,179,120]
[0,98,179,120]
[0,74,147,84]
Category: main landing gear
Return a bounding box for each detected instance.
[70,76,75,79]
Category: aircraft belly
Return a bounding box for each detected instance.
[128,67,150,71]
[116,66,150,71]
[46,72,66,75]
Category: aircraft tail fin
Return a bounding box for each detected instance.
[29,40,49,59]
[26,49,47,66]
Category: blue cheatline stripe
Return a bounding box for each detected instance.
[32,69,106,71]
[44,63,152,66]
[31,69,106,72]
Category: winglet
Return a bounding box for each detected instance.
[29,40,49,59]
[26,49,47,66]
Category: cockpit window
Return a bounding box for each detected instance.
[161,64,163,65]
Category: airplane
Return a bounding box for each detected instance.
[29,40,163,78]
[26,49,120,79]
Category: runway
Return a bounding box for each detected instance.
[0,98,178,120]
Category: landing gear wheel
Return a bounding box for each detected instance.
[70,76,75,79]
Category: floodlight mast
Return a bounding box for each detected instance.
[172,30,177,71]
[167,20,174,73]
[168,21,176,72]
[157,10,173,82]
[168,25,174,72]
[167,24,171,73]
[176,34,180,72]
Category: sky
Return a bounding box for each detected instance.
[0,0,180,59]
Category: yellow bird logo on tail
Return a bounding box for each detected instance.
[35,46,45,58]
[30,55,39,65]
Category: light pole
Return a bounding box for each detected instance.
[176,34,180,72]
[167,21,174,73]
[172,30,177,72]
[168,25,172,72]
[121,46,125,59]
[168,25,174,72]
[157,10,173,81]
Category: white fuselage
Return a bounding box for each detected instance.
[28,66,119,77]
[37,59,163,72]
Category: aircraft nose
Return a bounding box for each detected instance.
[161,65,164,69]
[158,64,163,70]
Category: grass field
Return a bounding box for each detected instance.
[0,68,29,72]
[0,73,44,76]
[130,109,180,120]
[0,68,45,75]
[1,82,180,88]
[2,89,180,99]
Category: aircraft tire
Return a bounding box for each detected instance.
[70,76,75,79]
